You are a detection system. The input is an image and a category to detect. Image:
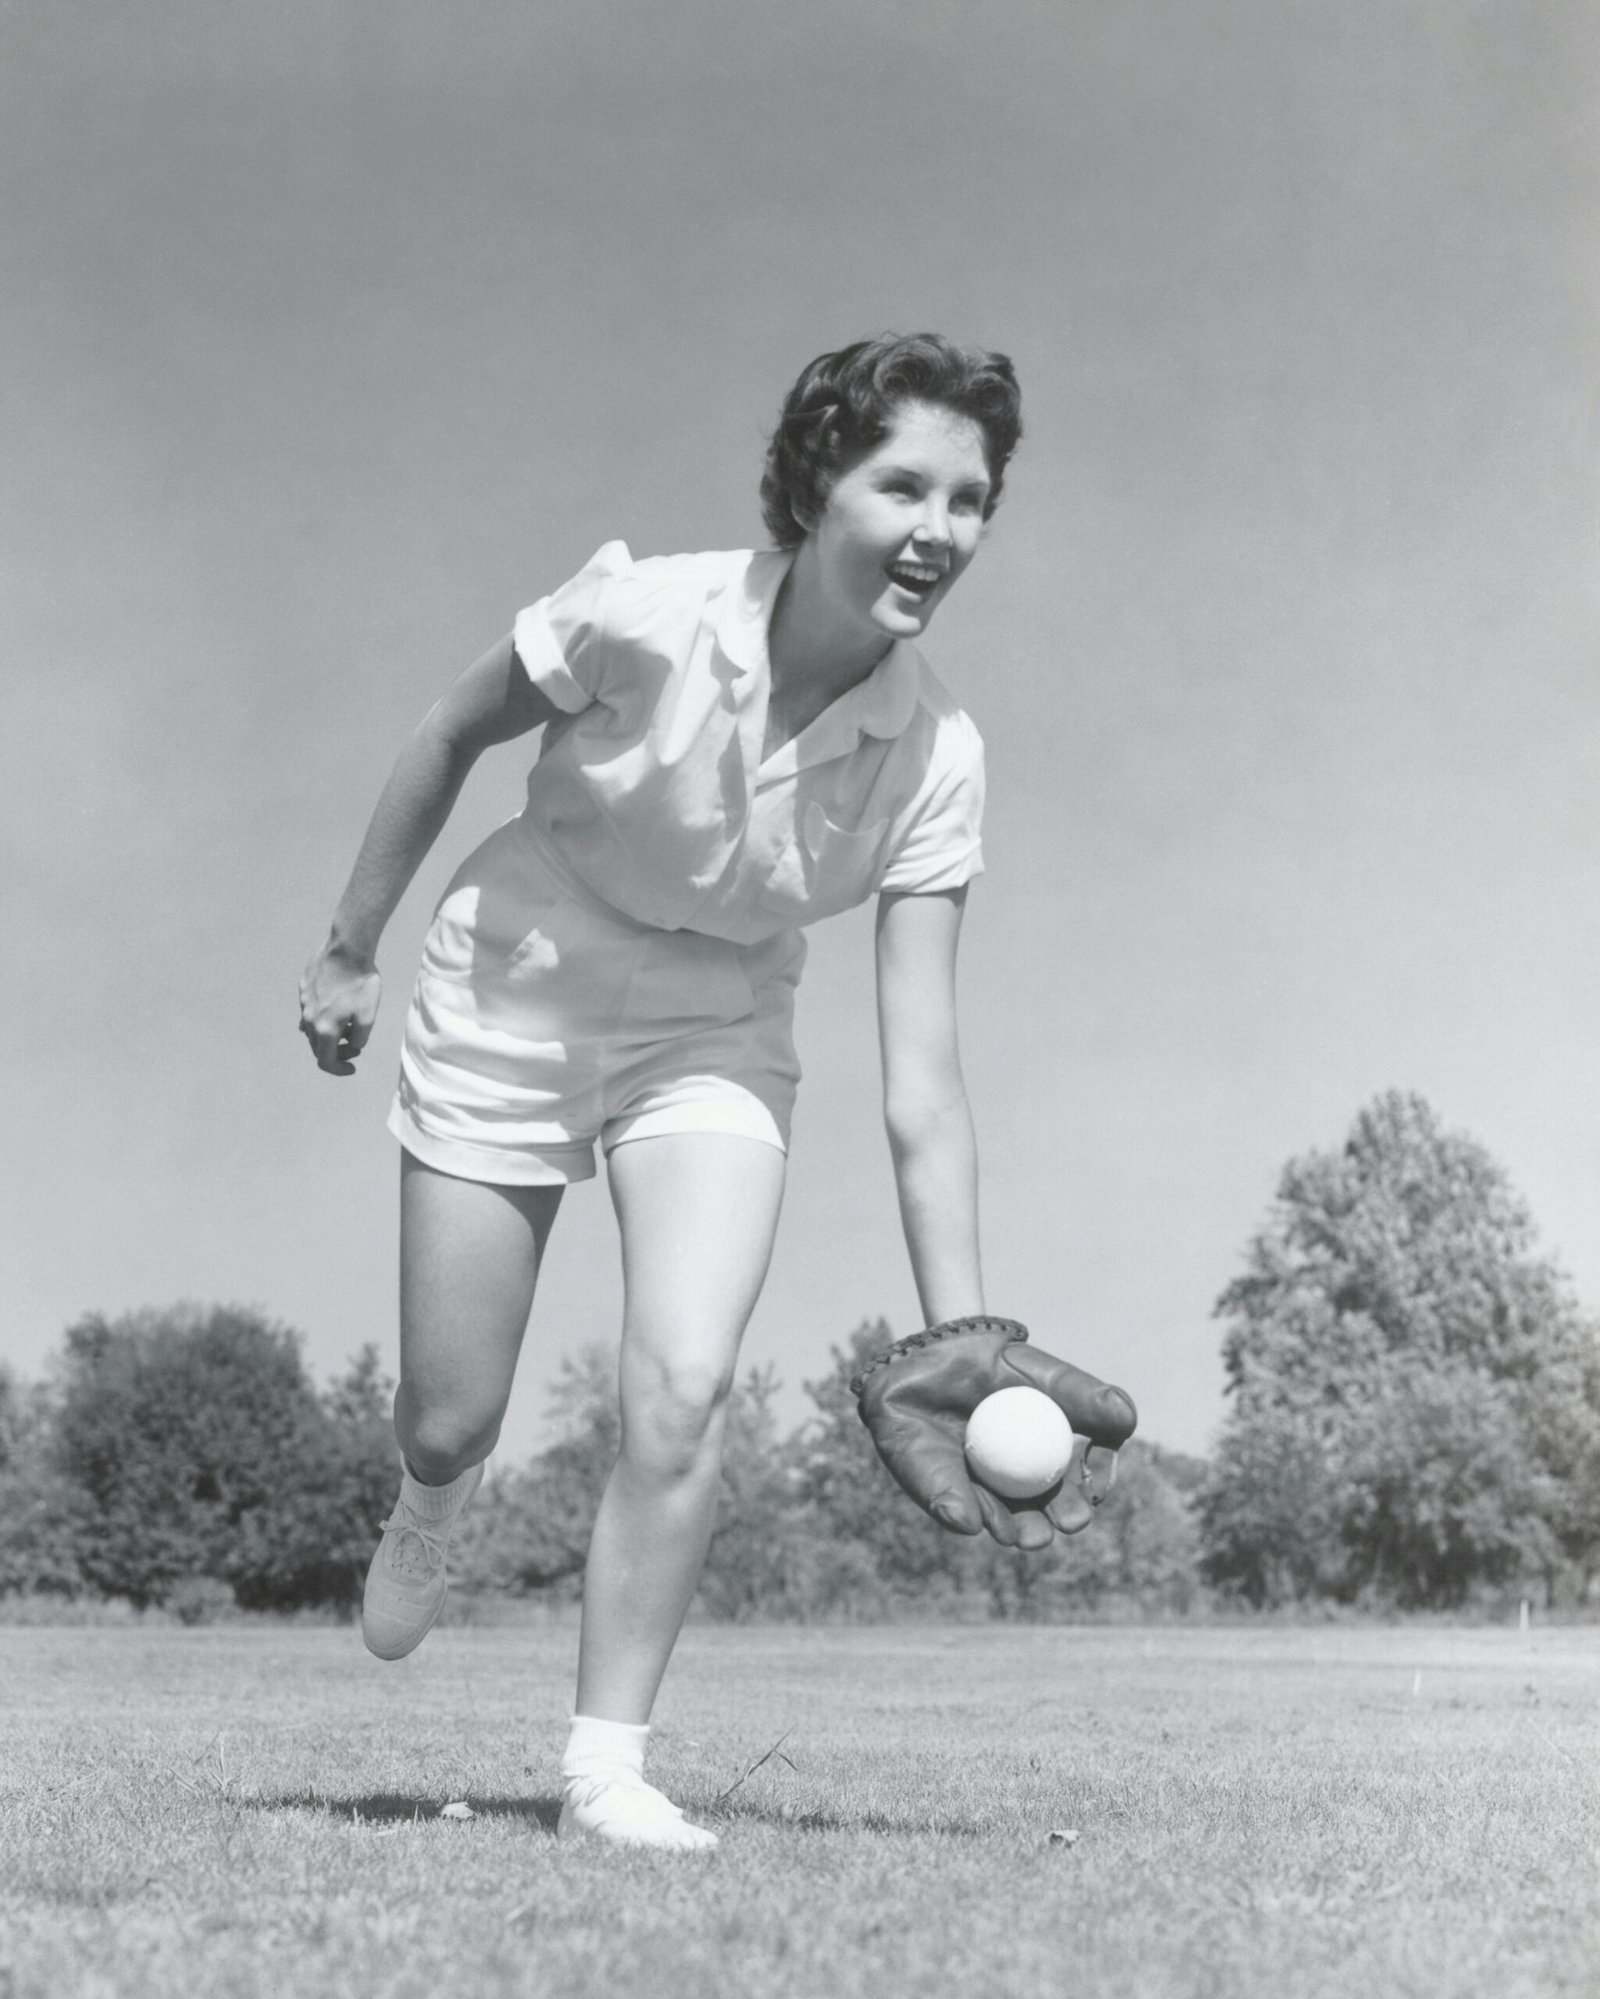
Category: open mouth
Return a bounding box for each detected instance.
[885,559,943,600]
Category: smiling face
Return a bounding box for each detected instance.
[800,399,993,659]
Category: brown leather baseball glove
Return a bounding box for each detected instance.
[850,1315,1137,1552]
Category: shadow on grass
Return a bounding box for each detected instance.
[251,1793,983,1840]
[251,1792,563,1833]
[707,1801,984,1838]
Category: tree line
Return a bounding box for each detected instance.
[0,1307,1207,1622]
[3,1092,1595,1618]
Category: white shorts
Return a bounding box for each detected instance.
[388,819,805,1186]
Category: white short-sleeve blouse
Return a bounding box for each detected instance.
[511,543,985,945]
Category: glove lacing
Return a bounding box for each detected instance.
[849,1315,1028,1397]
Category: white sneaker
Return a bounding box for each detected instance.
[361,1463,483,1660]
[557,1771,720,1852]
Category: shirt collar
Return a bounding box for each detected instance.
[715,550,791,674]
[718,550,923,745]
[848,639,921,740]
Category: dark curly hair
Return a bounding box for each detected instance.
[760,333,1023,550]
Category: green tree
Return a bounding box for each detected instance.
[51,1306,398,1610]
[0,1366,21,1470]
[0,1367,91,1598]
[227,1344,400,1610]
[699,1363,813,1620]
[1200,1091,1600,1608]
[1078,1442,1208,1614]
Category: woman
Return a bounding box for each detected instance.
[301,334,1035,1850]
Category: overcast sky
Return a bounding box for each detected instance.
[4,0,1595,1462]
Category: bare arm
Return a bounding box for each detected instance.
[874,885,983,1323]
[298,634,562,1074]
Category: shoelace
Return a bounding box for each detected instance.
[378,1508,450,1582]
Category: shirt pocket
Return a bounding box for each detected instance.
[758,799,892,924]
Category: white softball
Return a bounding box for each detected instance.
[964,1386,1076,1499]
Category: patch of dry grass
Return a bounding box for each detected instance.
[2,1622,1596,1998]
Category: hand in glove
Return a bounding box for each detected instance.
[851,1315,1136,1552]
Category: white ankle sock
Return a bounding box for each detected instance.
[398,1461,481,1522]
[562,1714,650,1783]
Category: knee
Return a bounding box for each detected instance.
[622,1353,733,1480]
[397,1384,500,1483]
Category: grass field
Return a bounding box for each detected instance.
[2,1619,1596,1998]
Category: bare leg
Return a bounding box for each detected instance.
[396,1152,564,1482]
[575,1133,786,1724]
